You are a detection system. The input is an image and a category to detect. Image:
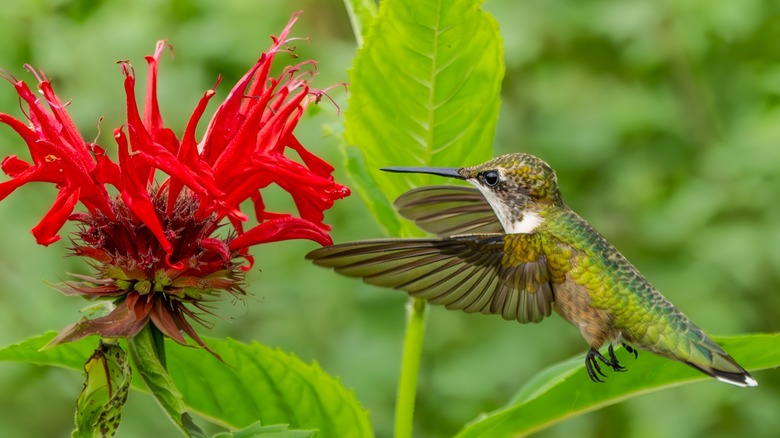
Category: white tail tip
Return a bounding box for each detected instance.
[715,374,758,387]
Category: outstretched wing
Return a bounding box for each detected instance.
[393,185,503,236]
[306,233,554,323]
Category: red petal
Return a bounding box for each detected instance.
[31,186,80,246]
[0,74,116,235]
[287,134,335,176]
[115,128,173,255]
[229,216,332,250]
[167,86,219,215]
[200,237,230,261]
[143,41,171,143]
[91,144,122,188]
[0,163,41,201]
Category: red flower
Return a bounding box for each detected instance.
[0,12,349,351]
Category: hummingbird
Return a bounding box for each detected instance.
[306,153,757,387]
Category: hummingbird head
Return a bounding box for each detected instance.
[459,153,563,233]
[383,153,564,234]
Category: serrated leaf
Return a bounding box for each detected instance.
[343,0,503,236]
[338,141,402,236]
[211,421,315,438]
[0,332,100,368]
[167,338,373,437]
[0,333,373,437]
[73,341,131,438]
[455,334,780,438]
[343,0,378,47]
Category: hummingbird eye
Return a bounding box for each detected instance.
[482,170,500,187]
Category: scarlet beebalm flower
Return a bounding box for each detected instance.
[0,13,349,352]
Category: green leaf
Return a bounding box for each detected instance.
[127,326,206,438]
[0,332,373,437]
[73,341,131,438]
[337,140,402,236]
[166,337,373,437]
[343,0,503,236]
[0,331,100,369]
[342,0,378,47]
[211,422,315,438]
[455,334,780,438]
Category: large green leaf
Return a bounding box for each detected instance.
[342,0,378,47]
[343,0,503,236]
[455,334,780,437]
[212,422,315,438]
[0,333,373,438]
[166,338,372,437]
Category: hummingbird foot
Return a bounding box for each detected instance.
[607,344,626,372]
[585,348,610,382]
[622,343,639,359]
[586,346,631,382]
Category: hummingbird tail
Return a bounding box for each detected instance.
[684,359,757,388]
[636,306,757,387]
[676,335,757,387]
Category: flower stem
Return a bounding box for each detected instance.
[150,324,167,369]
[394,297,429,438]
[128,326,205,437]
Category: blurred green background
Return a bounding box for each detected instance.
[1,0,779,437]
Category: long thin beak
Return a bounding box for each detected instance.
[381,166,465,180]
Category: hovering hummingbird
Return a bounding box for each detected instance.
[306,153,756,387]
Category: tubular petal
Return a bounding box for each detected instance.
[32,186,80,246]
[229,216,332,250]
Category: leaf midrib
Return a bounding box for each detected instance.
[424,0,444,166]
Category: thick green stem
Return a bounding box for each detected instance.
[150,324,167,369]
[127,325,205,437]
[394,297,429,438]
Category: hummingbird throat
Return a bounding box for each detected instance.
[468,179,544,234]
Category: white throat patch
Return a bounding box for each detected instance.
[469,179,544,234]
[506,211,543,234]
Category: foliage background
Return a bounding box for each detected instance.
[0,0,778,437]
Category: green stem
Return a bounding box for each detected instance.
[394,297,429,438]
[127,325,205,438]
[150,324,167,369]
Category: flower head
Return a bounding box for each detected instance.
[0,13,349,351]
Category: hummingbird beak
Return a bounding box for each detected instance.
[381,166,465,180]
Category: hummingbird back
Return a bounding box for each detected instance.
[546,208,756,387]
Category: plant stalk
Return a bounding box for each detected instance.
[394,297,429,438]
[127,325,205,437]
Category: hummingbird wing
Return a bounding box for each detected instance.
[393,185,504,236]
[306,233,554,323]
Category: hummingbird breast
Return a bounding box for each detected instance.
[547,244,623,349]
[545,208,695,354]
[543,209,664,345]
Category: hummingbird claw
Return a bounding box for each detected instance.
[608,344,626,372]
[585,348,608,382]
[586,361,604,383]
[622,343,639,359]
[586,345,632,382]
